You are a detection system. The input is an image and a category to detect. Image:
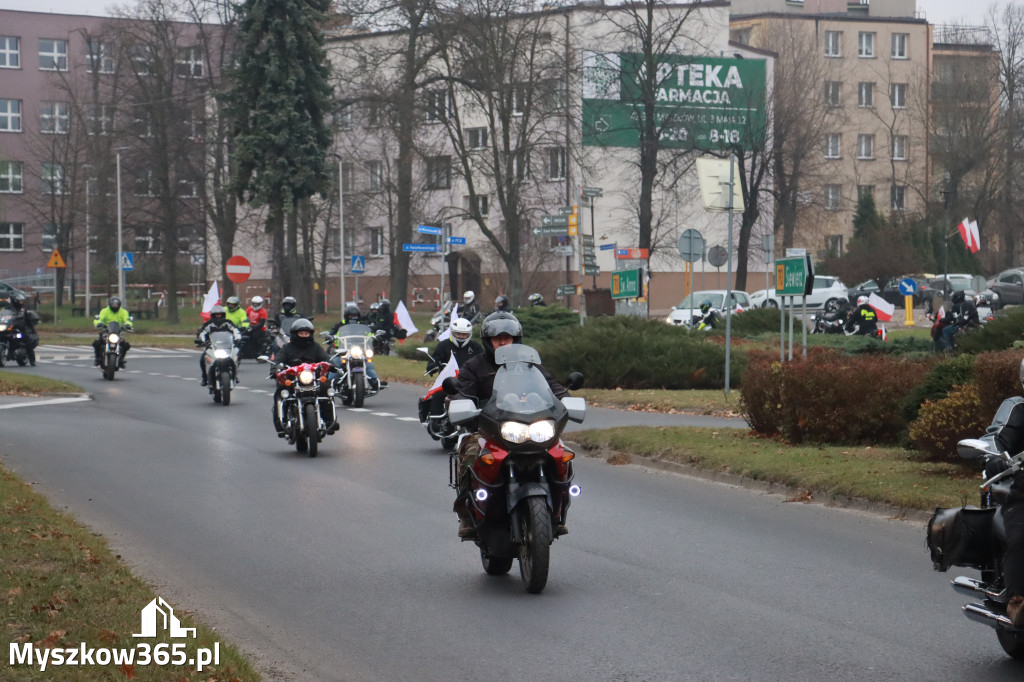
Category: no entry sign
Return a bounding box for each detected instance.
[226,255,252,283]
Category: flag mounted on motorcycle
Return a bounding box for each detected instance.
[867,293,895,322]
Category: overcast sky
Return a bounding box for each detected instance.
[0,0,998,28]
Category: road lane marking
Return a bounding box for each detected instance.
[0,396,91,410]
[395,417,419,422]
[372,412,396,417]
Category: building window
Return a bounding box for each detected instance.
[87,105,113,135]
[426,156,451,189]
[540,78,567,111]
[857,134,875,159]
[134,225,160,253]
[511,84,529,116]
[179,178,199,198]
[824,184,841,210]
[134,169,157,197]
[858,82,874,107]
[891,83,907,109]
[827,234,843,258]
[466,127,488,150]
[858,185,875,199]
[0,161,23,193]
[368,227,384,256]
[0,37,20,68]
[858,32,875,58]
[824,31,842,57]
[891,33,908,59]
[340,161,355,193]
[39,39,68,71]
[467,194,489,217]
[133,110,153,138]
[824,133,841,158]
[42,222,58,250]
[40,101,70,134]
[824,81,841,108]
[131,44,152,75]
[892,134,908,160]
[425,90,450,122]
[87,40,114,73]
[890,184,905,211]
[0,99,22,132]
[335,107,352,130]
[512,148,531,180]
[367,160,383,191]
[176,47,203,78]
[546,146,566,180]
[42,163,65,195]
[0,222,23,251]
[186,117,204,141]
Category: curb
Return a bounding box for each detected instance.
[570,442,933,526]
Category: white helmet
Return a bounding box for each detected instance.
[251,295,264,310]
[463,290,475,305]
[857,295,868,306]
[450,317,473,348]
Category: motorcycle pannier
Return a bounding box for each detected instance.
[926,506,998,572]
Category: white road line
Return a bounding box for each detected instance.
[372,412,396,417]
[0,396,91,410]
[147,372,162,376]
[395,417,420,422]
[348,408,370,412]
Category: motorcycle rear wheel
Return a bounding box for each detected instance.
[219,370,231,406]
[353,374,365,407]
[518,496,552,594]
[997,629,1024,660]
[480,548,513,576]
[303,402,319,457]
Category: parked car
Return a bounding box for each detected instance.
[989,268,1024,308]
[847,274,933,307]
[665,290,752,326]
[748,275,848,310]
[923,274,979,314]
[0,281,27,301]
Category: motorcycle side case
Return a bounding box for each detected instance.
[927,506,1001,572]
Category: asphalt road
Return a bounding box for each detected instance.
[1,345,1022,681]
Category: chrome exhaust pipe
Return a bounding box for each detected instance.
[963,603,1013,629]
[951,576,1002,600]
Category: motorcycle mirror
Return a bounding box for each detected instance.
[417,347,430,355]
[320,331,331,339]
[447,399,481,426]
[957,438,1000,461]
[441,376,461,395]
[256,355,270,364]
[565,372,584,391]
[561,396,587,423]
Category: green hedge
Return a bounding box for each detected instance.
[957,306,1024,353]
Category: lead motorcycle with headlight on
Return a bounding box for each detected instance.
[321,323,382,408]
[199,330,239,405]
[927,358,1024,659]
[261,358,338,457]
[95,319,132,380]
[444,344,585,594]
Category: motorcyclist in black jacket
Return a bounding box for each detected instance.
[936,290,979,350]
[194,305,242,385]
[846,296,879,336]
[460,290,481,324]
[272,296,303,330]
[423,317,484,422]
[3,293,40,366]
[330,304,363,335]
[491,294,512,315]
[270,318,334,436]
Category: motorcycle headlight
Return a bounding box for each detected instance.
[365,348,373,359]
[529,420,556,443]
[299,369,315,385]
[214,349,230,359]
[107,333,120,344]
[500,421,530,444]
[350,345,363,359]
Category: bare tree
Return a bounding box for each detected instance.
[989,2,1024,268]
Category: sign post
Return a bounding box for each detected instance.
[47,248,65,322]
[899,277,917,326]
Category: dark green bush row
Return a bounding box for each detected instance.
[957,306,1024,353]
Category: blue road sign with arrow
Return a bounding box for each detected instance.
[447,236,466,245]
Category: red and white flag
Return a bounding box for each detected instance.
[200,280,219,321]
[425,355,458,398]
[867,293,895,322]
[957,217,981,253]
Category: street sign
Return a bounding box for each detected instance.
[46,249,66,269]
[534,225,569,237]
[226,255,252,283]
[898,277,916,296]
[557,206,574,216]
[551,245,574,257]
[677,229,705,263]
[785,248,806,257]
[775,255,814,296]
[117,251,134,271]
[350,255,366,274]
[542,215,569,227]
[599,243,617,251]
[611,268,643,299]
[417,225,442,235]
[581,186,603,198]
[582,246,595,256]
[583,254,598,266]
[447,236,466,245]
[557,284,577,296]
[615,248,649,259]
[708,245,728,268]
[403,243,440,252]
[581,234,594,246]
[583,265,601,276]
[190,254,205,266]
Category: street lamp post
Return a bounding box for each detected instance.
[115,148,126,303]
[338,158,345,315]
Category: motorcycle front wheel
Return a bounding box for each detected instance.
[518,496,552,594]
[303,402,319,457]
[219,369,231,406]
[103,353,117,381]
[353,374,365,407]
[997,629,1024,660]
[481,548,513,576]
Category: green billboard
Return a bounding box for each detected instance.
[582,52,767,152]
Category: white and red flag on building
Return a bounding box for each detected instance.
[867,293,895,322]
[957,217,981,253]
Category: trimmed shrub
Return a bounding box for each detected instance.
[957,306,1024,353]
[804,332,935,356]
[737,352,784,435]
[537,316,746,389]
[908,383,990,462]
[512,305,580,342]
[900,354,973,423]
[973,349,1024,417]
[714,307,798,337]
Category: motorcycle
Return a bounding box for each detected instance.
[927,383,1024,660]
[416,347,458,451]
[263,359,338,457]
[424,301,455,343]
[444,344,585,593]
[238,323,272,361]
[321,323,382,408]
[690,306,722,331]
[810,299,851,335]
[200,330,240,405]
[0,309,34,367]
[96,320,132,381]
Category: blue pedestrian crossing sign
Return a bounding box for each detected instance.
[350,255,366,274]
[117,251,134,271]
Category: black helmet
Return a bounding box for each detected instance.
[378,299,391,315]
[343,304,361,323]
[494,295,510,311]
[282,296,297,314]
[109,296,122,311]
[10,293,25,310]
[291,317,314,341]
[480,311,522,358]
[951,290,965,304]
[209,305,227,323]
[226,295,240,310]
[700,302,711,315]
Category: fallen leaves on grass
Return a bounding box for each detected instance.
[784,490,815,504]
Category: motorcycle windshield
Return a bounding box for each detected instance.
[279,316,299,337]
[334,324,373,351]
[485,345,564,424]
[106,321,121,334]
[0,310,13,325]
[209,330,235,350]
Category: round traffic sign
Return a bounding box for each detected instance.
[225,255,252,283]
[898,277,916,296]
[971,275,987,295]
[707,245,728,267]
[677,229,705,263]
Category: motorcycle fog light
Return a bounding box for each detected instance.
[569,484,582,497]
[108,333,120,344]
[365,348,373,359]
[500,421,530,444]
[214,349,230,359]
[475,489,489,502]
[350,346,363,358]
[299,369,315,385]
[529,420,556,443]
[327,388,335,397]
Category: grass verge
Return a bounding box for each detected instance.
[574,388,740,416]
[0,464,261,681]
[570,426,980,512]
[0,370,82,396]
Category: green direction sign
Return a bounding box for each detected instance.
[557,206,575,216]
[557,284,577,296]
[582,53,767,152]
[581,234,594,246]
[582,186,603,198]
[542,215,569,227]
[584,265,601,276]
[534,225,568,237]
[775,256,814,296]
[611,268,642,299]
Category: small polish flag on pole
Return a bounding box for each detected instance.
[957,217,981,253]
[867,293,895,322]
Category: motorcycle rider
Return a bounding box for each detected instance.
[247,296,268,329]
[270,318,336,437]
[195,305,242,385]
[935,290,980,351]
[328,304,386,391]
[272,296,303,330]
[329,304,363,334]
[452,311,568,538]
[492,294,512,314]
[846,296,879,336]
[93,296,132,368]
[371,299,406,343]
[3,293,40,366]
[223,296,249,330]
[460,290,480,323]
[424,317,483,422]
[528,292,546,307]
[693,302,720,330]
